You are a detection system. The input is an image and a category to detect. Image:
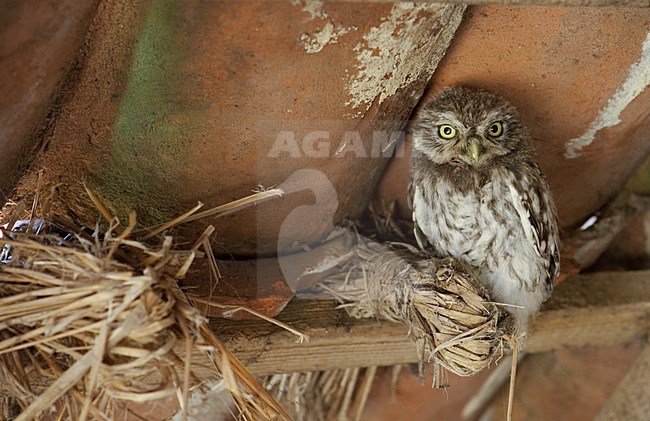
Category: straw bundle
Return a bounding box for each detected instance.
[267,366,379,421]
[318,239,512,387]
[0,190,289,420]
[265,234,512,419]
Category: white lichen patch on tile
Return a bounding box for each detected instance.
[301,22,351,54]
[296,0,355,54]
[344,3,464,116]
[564,32,650,159]
[299,0,326,20]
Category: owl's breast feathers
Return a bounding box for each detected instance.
[409,158,560,319]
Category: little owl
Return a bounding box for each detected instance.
[409,86,560,332]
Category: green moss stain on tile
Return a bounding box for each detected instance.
[97,0,190,225]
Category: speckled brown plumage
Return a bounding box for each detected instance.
[409,86,560,332]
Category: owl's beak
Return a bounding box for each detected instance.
[466,138,481,164]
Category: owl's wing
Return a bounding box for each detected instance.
[407,179,430,249]
[533,183,561,296]
[508,168,560,296]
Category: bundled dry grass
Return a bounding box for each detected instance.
[267,366,379,421]
[0,189,289,420]
[0,184,513,419]
[318,239,512,388]
[266,233,513,419]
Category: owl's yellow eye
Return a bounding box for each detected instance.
[438,125,456,139]
[487,121,503,137]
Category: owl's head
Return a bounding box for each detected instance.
[413,86,532,167]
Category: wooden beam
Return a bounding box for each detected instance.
[527,270,650,353]
[194,270,650,375]
[560,192,650,279]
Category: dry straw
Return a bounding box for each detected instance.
[266,233,513,419]
[0,188,290,420]
[318,238,512,388]
[266,366,378,421]
[1,184,513,419]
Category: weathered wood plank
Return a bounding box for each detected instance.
[195,270,650,375]
[212,299,415,374]
[527,270,650,353]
